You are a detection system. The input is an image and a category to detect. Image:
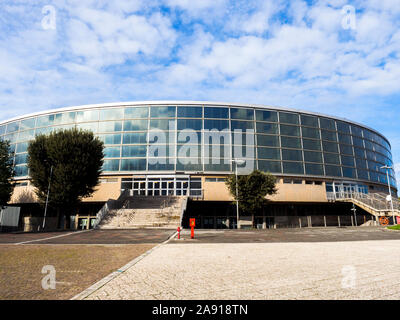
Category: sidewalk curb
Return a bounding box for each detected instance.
[70,231,178,300]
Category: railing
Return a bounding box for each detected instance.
[329,190,400,214]
[180,196,188,227]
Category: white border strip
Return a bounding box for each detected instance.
[14,229,92,245]
[70,231,178,300]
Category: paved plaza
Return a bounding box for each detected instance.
[81,228,400,300]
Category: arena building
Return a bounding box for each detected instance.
[0,101,398,230]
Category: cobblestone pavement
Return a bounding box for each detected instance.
[171,227,400,243]
[84,239,400,300]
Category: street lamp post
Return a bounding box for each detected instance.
[380,165,396,225]
[42,165,53,230]
[231,159,245,229]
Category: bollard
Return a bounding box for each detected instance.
[189,218,196,239]
[177,226,180,239]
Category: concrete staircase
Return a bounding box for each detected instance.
[97,196,185,229]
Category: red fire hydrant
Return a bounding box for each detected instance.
[177,227,181,239]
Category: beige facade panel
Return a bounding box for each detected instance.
[203,178,327,202]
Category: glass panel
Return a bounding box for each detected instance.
[122,145,147,157]
[339,144,353,155]
[336,121,351,134]
[4,133,19,143]
[178,131,201,144]
[281,136,301,148]
[100,108,124,121]
[14,165,28,177]
[341,155,355,167]
[354,147,365,159]
[177,106,202,118]
[150,119,175,130]
[18,129,35,141]
[257,135,279,147]
[0,125,5,135]
[20,118,36,130]
[176,160,202,171]
[319,118,335,130]
[305,163,324,175]
[338,133,352,145]
[14,153,28,165]
[356,158,367,169]
[282,161,303,174]
[124,107,149,119]
[76,122,98,133]
[302,138,321,151]
[123,132,147,144]
[150,106,176,118]
[54,112,76,124]
[351,125,363,137]
[230,108,254,120]
[148,162,175,171]
[99,134,122,145]
[231,133,254,146]
[204,119,229,130]
[257,147,280,160]
[177,144,201,157]
[301,127,320,139]
[321,130,337,142]
[177,119,202,131]
[6,122,19,133]
[322,141,338,153]
[98,121,122,133]
[280,124,300,137]
[300,115,318,127]
[304,151,322,163]
[255,110,278,122]
[279,112,299,124]
[256,122,278,134]
[204,107,229,119]
[342,167,356,178]
[121,159,146,171]
[204,163,231,171]
[103,159,120,171]
[282,149,303,161]
[231,120,254,130]
[357,169,369,180]
[76,110,99,122]
[325,165,342,177]
[123,119,148,131]
[258,160,282,173]
[324,153,340,165]
[104,146,121,158]
[16,142,29,153]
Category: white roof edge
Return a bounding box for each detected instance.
[0,100,391,147]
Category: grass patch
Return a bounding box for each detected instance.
[387,225,400,230]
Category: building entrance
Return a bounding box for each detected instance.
[121,175,202,197]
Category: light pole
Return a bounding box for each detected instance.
[380,165,396,225]
[231,159,245,229]
[42,165,53,230]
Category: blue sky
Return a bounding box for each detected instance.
[0,0,400,178]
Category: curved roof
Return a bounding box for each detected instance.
[0,100,391,147]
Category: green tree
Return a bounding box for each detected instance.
[0,140,15,208]
[225,169,277,216]
[27,128,104,221]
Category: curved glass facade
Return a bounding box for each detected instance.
[0,102,396,189]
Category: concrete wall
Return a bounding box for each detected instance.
[203,178,328,202]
